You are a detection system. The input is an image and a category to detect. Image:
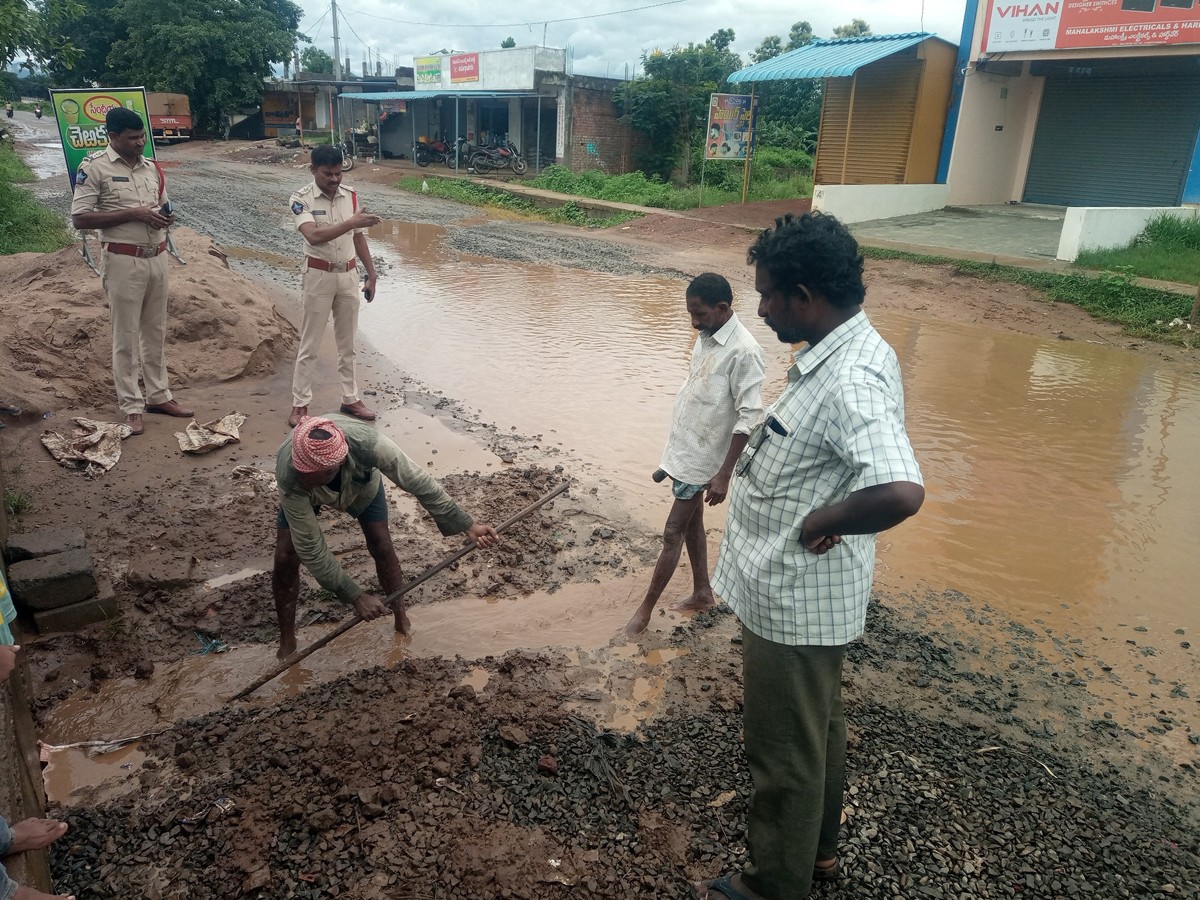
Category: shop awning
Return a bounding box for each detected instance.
[348,90,544,101]
[728,33,946,82]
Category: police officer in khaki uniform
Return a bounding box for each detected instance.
[287,144,381,428]
[70,106,194,435]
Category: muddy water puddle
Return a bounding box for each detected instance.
[40,578,709,801]
[357,222,1199,678]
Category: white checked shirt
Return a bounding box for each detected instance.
[712,311,923,646]
[659,313,766,485]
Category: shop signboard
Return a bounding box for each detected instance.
[450,53,480,83]
[983,0,1200,52]
[704,93,756,161]
[49,87,155,190]
[415,55,442,86]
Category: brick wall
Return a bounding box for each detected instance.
[568,76,647,175]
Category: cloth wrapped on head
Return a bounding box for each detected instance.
[292,416,349,473]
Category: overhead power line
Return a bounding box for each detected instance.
[339,0,688,30]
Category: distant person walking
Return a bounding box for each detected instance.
[623,273,765,637]
[70,106,194,435]
[692,213,925,900]
[287,144,381,427]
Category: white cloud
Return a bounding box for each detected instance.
[303,0,968,78]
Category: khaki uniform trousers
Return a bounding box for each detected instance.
[102,250,173,415]
[291,267,361,407]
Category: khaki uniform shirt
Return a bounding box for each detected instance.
[70,145,168,245]
[289,182,362,264]
[275,415,474,601]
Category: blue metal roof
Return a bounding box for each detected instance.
[728,33,951,82]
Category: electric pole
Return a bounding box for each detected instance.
[331,0,342,81]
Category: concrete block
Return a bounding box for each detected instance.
[32,581,119,633]
[126,551,199,591]
[7,549,98,611]
[4,527,87,563]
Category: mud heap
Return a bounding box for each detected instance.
[0,228,297,416]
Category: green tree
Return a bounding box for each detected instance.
[299,46,333,74]
[709,28,735,52]
[618,30,742,181]
[832,19,872,38]
[1,0,81,70]
[786,21,814,50]
[500,36,516,48]
[750,35,782,64]
[48,0,302,130]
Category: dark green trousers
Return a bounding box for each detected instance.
[741,626,846,899]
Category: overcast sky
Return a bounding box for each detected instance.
[302,0,969,80]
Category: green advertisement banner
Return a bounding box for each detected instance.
[414,56,442,86]
[49,87,155,190]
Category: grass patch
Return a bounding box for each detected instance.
[4,489,31,517]
[863,246,1195,344]
[528,164,812,211]
[1075,215,1200,285]
[0,143,73,254]
[394,176,637,228]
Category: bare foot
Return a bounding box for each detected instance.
[276,638,297,660]
[393,607,410,634]
[622,607,652,638]
[671,589,716,612]
[8,818,68,854]
[15,886,76,900]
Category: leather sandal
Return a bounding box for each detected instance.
[813,859,839,882]
[288,405,308,428]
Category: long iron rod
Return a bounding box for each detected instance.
[228,481,570,701]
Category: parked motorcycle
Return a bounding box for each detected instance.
[446,136,474,170]
[339,138,355,171]
[413,135,451,167]
[469,140,528,176]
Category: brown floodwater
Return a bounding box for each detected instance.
[362,223,1199,638]
[42,219,1200,795]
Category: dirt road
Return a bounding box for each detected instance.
[2,142,1198,898]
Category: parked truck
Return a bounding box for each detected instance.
[147,92,192,144]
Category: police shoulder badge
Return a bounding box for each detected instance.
[291,200,305,215]
[75,169,88,184]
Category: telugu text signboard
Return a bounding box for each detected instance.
[49,87,155,190]
[983,0,1200,53]
[705,93,756,161]
[415,56,442,86]
[450,53,480,83]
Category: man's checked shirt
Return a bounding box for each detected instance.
[712,311,923,646]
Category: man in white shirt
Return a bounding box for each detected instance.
[693,213,924,900]
[623,273,765,637]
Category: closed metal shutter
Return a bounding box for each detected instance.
[815,78,852,185]
[1024,70,1200,206]
[815,58,923,185]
